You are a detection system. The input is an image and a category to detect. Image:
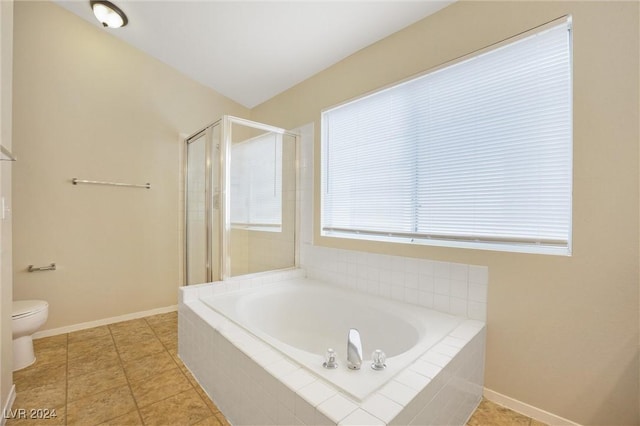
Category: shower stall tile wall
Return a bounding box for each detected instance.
[301,244,488,321]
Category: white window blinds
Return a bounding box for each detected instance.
[321,19,572,255]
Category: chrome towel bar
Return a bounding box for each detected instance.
[72,178,150,189]
[28,263,56,272]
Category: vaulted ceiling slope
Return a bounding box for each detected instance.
[53,1,455,108]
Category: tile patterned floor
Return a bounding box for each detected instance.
[7,312,226,426]
[7,312,544,425]
[467,400,547,426]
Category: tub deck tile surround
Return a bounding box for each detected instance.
[6,308,544,425]
[179,268,487,425]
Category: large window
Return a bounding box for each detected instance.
[321,18,572,255]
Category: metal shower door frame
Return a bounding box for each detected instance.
[184,120,221,284]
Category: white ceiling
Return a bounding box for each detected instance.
[53,1,455,108]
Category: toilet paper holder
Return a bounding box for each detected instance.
[27,263,56,272]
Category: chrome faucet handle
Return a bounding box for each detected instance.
[323,348,338,369]
[347,328,363,370]
[371,349,387,370]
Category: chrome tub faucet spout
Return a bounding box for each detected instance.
[347,328,363,370]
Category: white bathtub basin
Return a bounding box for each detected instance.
[202,278,463,401]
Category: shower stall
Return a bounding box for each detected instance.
[184,116,298,285]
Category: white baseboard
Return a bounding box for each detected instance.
[33,305,178,339]
[483,388,581,426]
[1,384,16,426]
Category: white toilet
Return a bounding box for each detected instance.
[12,300,49,371]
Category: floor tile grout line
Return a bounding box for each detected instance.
[107,323,146,426]
[103,316,195,425]
[66,327,134,425]
[143,317,221,424]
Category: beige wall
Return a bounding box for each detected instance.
[8,0,639,424]
[252,1,639,425]
[0,0,14,412]
[230,228,249,276]
[12,1,249,330]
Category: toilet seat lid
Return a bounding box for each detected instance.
[12,300,48,319]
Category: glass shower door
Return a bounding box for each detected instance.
[185,116,296,283]
[185,123,221,284]
[225,117,297,278]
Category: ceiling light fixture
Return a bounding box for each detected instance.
[90,1,128,28]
